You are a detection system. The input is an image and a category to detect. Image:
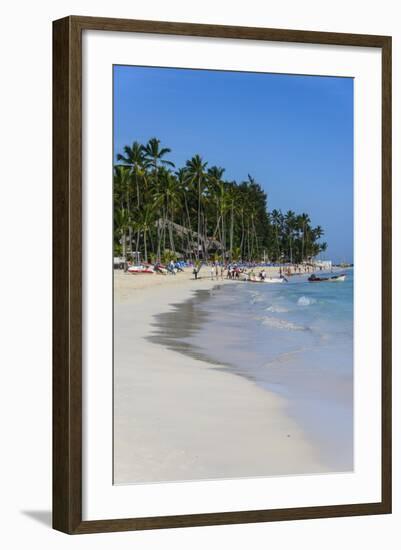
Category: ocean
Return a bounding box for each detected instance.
[150,269,354,473]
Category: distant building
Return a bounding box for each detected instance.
[314,260,332,270]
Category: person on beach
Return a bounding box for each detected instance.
[193,267,198,280]
[210,264,215,280]
[167,260,176,275]
[220,265,224,280]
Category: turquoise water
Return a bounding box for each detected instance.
[180,270,353,472]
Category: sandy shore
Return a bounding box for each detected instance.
[114,269,329,483]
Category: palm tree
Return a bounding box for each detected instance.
[271,209,283,262]
[284,210,297,263]
[134,205,155,263]
[114,166,133,255]
[207,167,225,252]
[299,212,311,263]
[116,141,145,208]
[185,155,208,259]
[227,183,238,261]
[175,167,195,259]
[114,207,129,259]
[153,169,182,255]
[142,138,175,173]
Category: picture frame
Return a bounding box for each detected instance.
[53,15,392,534]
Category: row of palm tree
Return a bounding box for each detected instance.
[114,137,327,264]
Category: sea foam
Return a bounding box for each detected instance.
[266,305,289,313]
[261,316,306,331]
[297,296,316,306]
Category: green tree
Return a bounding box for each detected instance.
[186,155,208,259]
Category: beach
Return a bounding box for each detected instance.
[114,268,333,484]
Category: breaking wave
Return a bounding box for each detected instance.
[266,305,290,313]
[261,315,307,331]
[297,296,316,307]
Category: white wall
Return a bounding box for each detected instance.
[1,0,399,547]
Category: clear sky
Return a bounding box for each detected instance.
[114,65,353,263]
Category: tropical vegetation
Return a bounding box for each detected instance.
[114,138,327,264]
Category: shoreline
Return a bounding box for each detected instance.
[114,269,330,483]
[114,264,348,301]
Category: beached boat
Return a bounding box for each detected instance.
[308,274,346,283]
[127,264,156,274]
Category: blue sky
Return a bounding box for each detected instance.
[114,65,353,263]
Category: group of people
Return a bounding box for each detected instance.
[167,260,184,274]
[192,263,241,281]
[206,263,244,280]
[208,264,224,280]
[225,265,242,280]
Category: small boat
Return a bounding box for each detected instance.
[263,277,285,284]
[308,273,346,283]
[127,263,156,274]
[246,275,284,284]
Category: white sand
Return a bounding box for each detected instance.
[114,269,329,483]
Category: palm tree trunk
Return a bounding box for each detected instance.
[197,176,201,259]
[203,213,208,260]
[135,172,140,208]
[122,230,126,259]
[156,221,161,262]
[221,213,226,262]
[252,216,259,260]
[148,227,154,257]
[229,202,234,261]
[275,228,280,261]
[183,196,193,260]
[135,229,140,263]
[128,226,132,258]
[144,229,148,263]
[162,208,167,253]
[247,220,251,261]
[240,212,245,259]
[169,208,175,253]
[212,214,221,241]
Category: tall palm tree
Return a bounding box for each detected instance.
[142,138,175,173]
[270,209,283,261]
[114,207,129,259]
[208,167,233,259]
[153,169,182,255]
[134,205,155,263]
[175,167,194,259]
[185,155,208,259]
[114,166,133,255]
[284,210,297,263]
[227,183,238,261]
[116,141,145,208]
[299,212,311,263]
